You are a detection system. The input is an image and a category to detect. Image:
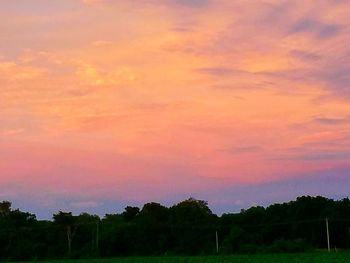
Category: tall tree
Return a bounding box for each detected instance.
[53,211,77,257]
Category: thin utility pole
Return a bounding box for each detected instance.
[67,225,72,257]
[326,218,330,252]
[96,221,99,252]
[215,230,219,254]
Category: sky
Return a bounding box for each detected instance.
[1,0,350,219]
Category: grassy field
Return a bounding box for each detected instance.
[26,253,349,263]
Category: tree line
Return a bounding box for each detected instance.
[0,196,350,261]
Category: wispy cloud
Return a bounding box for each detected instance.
[289,49,321,61]
[169,0,209,8]
[196,67,238,76]
[290,18,343,39]
[221,145,263,155]
[313,116,350,125]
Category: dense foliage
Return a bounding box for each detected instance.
[0,196,350,261]
[10,252,350,263]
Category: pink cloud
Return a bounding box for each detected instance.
[1,0,350,217]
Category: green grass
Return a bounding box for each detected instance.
[25,252,350,263]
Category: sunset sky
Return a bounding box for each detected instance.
[1,0,350,218]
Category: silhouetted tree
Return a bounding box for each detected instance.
[1,195,350,260]
[53,211,77,257]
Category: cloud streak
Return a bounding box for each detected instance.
[290,18,343,39]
